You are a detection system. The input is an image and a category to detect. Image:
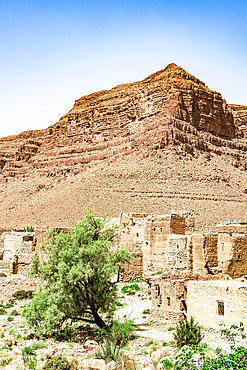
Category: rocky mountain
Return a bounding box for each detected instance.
[1,63,247,230]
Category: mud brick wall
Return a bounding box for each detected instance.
[170,214,186,235]
[143,215,170,276]
[143,214,186,276]
[118,213,146,281]
[151,278,187,315]
[167,235,190,273]
[225,234,247,278]
[204,234,218,268]
[218,233,234,268]
[191,234,205,273]
[187,280,247,330]
[151,308,185,323]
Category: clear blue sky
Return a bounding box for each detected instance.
[0,0,247,138]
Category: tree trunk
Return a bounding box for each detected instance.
[90,305,107,329]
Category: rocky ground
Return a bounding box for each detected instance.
[1,150,247,232]
[0,281,243,369]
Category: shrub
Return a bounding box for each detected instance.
[0,273,7,277]
[142,309,150,314]
[162,359,174,369]
[174,323,247,369]
[100,317,136,346]
[43,356,72,370]
[168,326,175,331]
[12,290,34,300]
[7,316,14,321]
[10,309,19,316]
[145,339,154,346]
[173,316,202,347]
[0,308,7,315]
[121,284,140,294]
[32,340,47,350]
[95,339,120,363]
[128,278,144,283]
[22,346,37,370]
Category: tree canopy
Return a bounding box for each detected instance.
[24,210,133,333]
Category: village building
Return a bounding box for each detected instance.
[1,215,247,330]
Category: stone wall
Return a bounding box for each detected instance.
[224,234,247,278]
[204,234,218,269]
[167,235,190,273]
[187,280,247,330]
[151,277,187,319]
[0,231,35,274]
[191,234,205,274]
[118,213,146,281]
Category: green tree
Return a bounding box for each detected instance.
[23,210,133,333]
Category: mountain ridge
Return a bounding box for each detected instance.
[0,63,247,230]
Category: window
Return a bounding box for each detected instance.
[167,297,171,306]
[218,301,224,316]
[221,243,224,252]
[136,233,139,237]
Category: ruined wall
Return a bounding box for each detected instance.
[167,235,190,273]
[151,277,187,322]
[118,213,145,281]
[218,233,234,268]
[191,234,205,273]
[143,215,170,276]
[224,234,247,278]
[143,214,186,276]
[0,232,35,275]
[187,280,247,330]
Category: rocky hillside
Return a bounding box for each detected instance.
[1,63,247,230]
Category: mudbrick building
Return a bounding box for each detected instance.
[117,213,247,330]
[1,214,247,329]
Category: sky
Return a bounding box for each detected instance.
[0,0,247,138]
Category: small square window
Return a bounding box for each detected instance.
[218,301,224,316]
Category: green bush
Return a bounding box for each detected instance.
[12,290,34,300]
[95,339,120,363]
[22,346,37,369]
[142,309,150,314]
[32,340,47,350]
[128,278,144,283]
[0,273,7,278]
[162,358,174,369]
[7,316,14,321]
[121,284,140,294]
[0,308,7,315]
[174,323,247,369]
[173,316,202,347]
[10,309,19,316]
[115,301,124,307]
[99,316,136,347]
[23,226,35,232]
[43,356,72,370]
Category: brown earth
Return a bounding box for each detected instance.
[0,63,247,231]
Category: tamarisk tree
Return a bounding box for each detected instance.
[24,210,133,333]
